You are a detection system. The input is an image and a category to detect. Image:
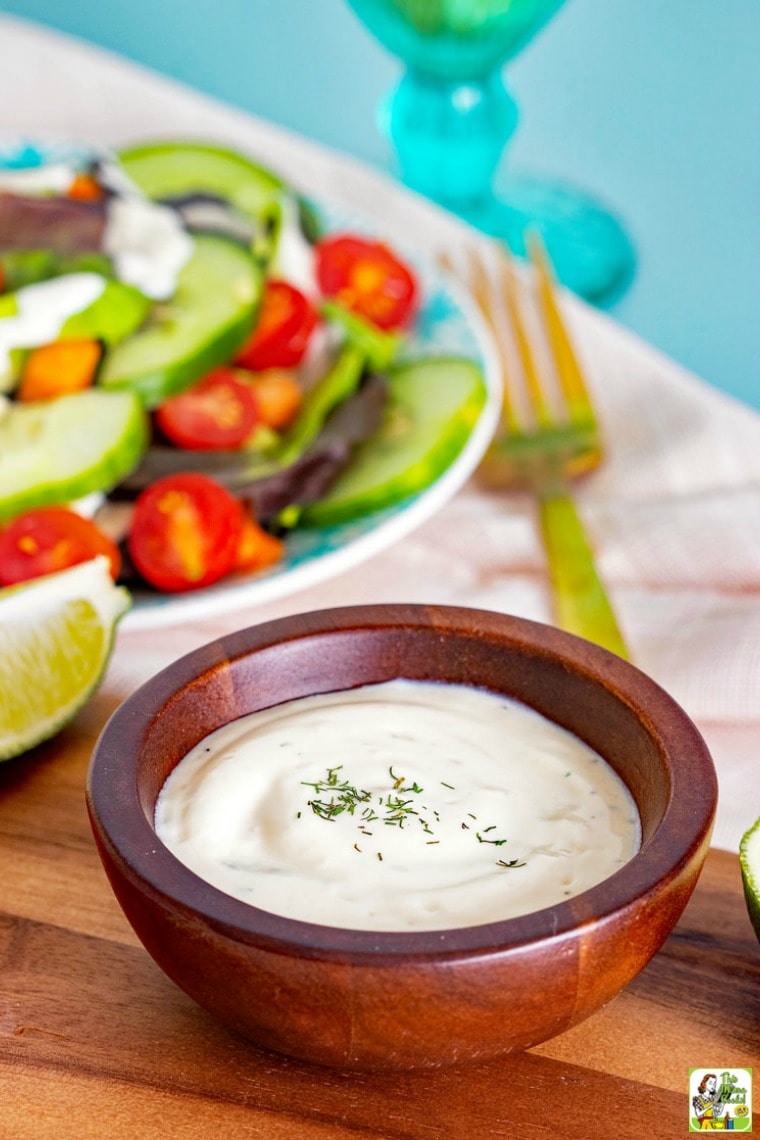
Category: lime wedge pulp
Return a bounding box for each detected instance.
[739,815,760,944]
[0,557,130,761]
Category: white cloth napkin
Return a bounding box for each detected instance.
[2,14,759,853]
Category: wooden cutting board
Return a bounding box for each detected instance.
[1,714,758,1140]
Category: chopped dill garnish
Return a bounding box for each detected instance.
[299,763,526,869]
[301,765,372,821]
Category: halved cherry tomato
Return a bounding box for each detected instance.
[242,368,303,430]
[127,473,243,593]
[0,507,121,586]
[234,511,284,574]
[155,368,260,451]
[314,234,418,330]
[235,279,318,371]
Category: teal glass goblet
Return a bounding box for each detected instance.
[346,0,634,304]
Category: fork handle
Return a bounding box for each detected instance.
[538,488,629,659]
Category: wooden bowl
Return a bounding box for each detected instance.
[87,605,716,1070]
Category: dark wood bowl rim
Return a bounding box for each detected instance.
[88,604,717,962]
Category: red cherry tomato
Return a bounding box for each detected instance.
[127,473,243,593]
[0,506,121,586]
[155,368,260,451]
[314,234,418,330]
[235,279,318,371]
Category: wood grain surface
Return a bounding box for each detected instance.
[1,708,758,1140]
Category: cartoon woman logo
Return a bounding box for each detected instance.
[692,1074,731,1130]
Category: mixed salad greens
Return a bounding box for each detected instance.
[0,139,487,596]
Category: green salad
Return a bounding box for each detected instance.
[0,139,486,596]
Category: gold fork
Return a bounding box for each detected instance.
[441,237,629,659]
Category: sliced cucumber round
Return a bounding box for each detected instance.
[98,235,262,408]
[301,357,487,527]
[118,139,284,230]
[0,388,148,523]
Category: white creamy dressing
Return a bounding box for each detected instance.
[103,194,193,300]
[271,194,317,296]
[68,491,105,518]
[0,162,76,195]
[96,159,192,299]
[155,679,641,932]
[0,272,106,379]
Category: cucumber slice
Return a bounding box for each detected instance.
[302,357,487,527]
[118,140,285,248]
[98,235,262,408]
[0,388,148,523]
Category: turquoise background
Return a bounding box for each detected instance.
[1,0,758,409]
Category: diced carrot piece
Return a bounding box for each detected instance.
[234,512,284,574]
[18,338,102,402]
[67,173,104,201]
[241,368,303,430]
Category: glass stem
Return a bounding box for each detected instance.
[381,68,518,209]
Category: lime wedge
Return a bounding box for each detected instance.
[0,557,130,761]
[740,816,760,943]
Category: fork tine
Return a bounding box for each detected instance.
[463,249,522,438]
[526,232,598,435]
[495,245,552,430]
[438,248,522,436]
